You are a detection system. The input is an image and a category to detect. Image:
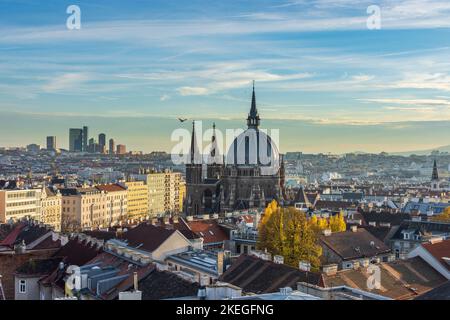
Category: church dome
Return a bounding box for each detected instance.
[226,128,279,168]
[225,82,280,173]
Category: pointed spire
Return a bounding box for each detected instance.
[432,159,439,180]
[210,122,217,158]
[190,121,200,164]
[247,81,260,129]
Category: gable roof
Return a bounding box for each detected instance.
[52,237,102,266]
[422,239,450,272]
[15,257,63,277]
[322,257,447,300]
[185,220,229,244]
[320,228,390,260]
[122,223,177,252]
[415,281,450,300]
[140,270,200,300]
[219,254,322,294]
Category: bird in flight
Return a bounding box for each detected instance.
[178,118,188,123]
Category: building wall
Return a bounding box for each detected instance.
[124,181,149,221]
[151,232,192,261]
[14,275,41,300]
[0,189,42,223]
[0,249,57,300]
[62,190,107,230]
[41,192,62,232]
[104,189,127,226]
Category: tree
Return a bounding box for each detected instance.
[432,207,450,222]
[329,211,347,232]
[257,205,322,270]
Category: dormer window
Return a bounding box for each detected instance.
[404,233,410,240]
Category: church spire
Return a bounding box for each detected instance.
[190,121,200,164]
[247,81,260,129]
[432,159,439,181]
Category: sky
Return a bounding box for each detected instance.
[1,0,450,154]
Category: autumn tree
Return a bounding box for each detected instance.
[329,211,347,232]
[432,207,450,222]
[257,203,322,270]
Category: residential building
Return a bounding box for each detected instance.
[320,227,393,270]
[60,187,107,231]
[219,254,323,294]
[41,187,62,232]
[123,181,149,221]
[0,188,42,223]
[408,239,450,280]
[95,184,127,227]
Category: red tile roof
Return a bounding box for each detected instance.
[0,222,25,247]
[186,220,229,244]
[95,184,126,193]
[422,239,450,272]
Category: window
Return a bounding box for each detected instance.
[19,279,26,294]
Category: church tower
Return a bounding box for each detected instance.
[247,81,260,129]
[431,159,440,191]
[186,121,202,185]
[207,123,223,179]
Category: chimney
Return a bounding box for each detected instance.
[322,229,332,236]
[273,255,284,264]
[321,264,338,276]
[217,251,225,275]
[351,226,358,232]
[133,272,138,291]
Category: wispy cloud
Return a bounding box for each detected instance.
[42,73,90,92]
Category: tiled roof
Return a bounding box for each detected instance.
[52,238,102,266]
[140,270,200,300]
[219,254,322,294]
[122,223,176,252]
[15,257,63,276]
[422,239,450,272]
[186,220,229,244]
[320,228,391,260]
[322,257,447,300]
[95,184,126,193]
[361,212,410,226]
[415,281,450,300]
[314,200,357,210]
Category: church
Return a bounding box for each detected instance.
[185,84,285,215]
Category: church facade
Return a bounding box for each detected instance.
[185,84,285,215]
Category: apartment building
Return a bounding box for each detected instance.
[96,184,128,226]
[123,181,149,221]
[40,187,62,232]
[60,187,107,231]
[132,169,185,216]
[0,188,42,223]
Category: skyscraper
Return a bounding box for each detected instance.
[109,138,115,155]
[46,136,56,151]
[99,133,106,153]
[116,144,126,155]
[69,129,83,152]
[82,126,89,152]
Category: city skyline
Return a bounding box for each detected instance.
[1,1,450,153]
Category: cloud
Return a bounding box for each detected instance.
[42,73,90,92]
[160,94,170,101]
[177,87,209,96]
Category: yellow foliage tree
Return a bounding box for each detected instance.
[329,211,347,232]
[432,207,450,222]
[257,206,322,270]
[317,217,328,230]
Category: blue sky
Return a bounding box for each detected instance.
[1,0,450,153]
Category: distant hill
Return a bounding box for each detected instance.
[391,145,450,156]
